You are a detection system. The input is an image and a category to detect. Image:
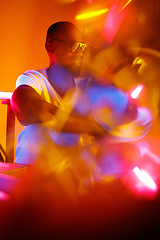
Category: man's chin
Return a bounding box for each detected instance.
[68,66,81,77]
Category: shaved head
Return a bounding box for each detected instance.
[45,21,85,77]
[46,21,83,43]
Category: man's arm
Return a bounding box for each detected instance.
[11,85,57,126]
[11,85,107,136]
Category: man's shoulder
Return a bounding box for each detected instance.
[16,68,48,89]
[21,68,47,78]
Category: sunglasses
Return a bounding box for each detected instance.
[48,38,95,55]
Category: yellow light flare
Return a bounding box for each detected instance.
[75,8,109,20]
[120,0,132,11]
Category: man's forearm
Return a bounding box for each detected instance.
[11,85,58,126]
[11,85,108,136]
[55,109,107,136]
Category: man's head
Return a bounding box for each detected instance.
[45,21,88,77]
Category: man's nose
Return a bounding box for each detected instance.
[76,47,84,56]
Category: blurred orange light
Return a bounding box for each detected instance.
[75,8,109,20]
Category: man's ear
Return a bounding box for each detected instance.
[45,41,54,53]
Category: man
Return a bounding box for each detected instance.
[10,21,110,196]
[11,21,152,196]
[11,21,106,160]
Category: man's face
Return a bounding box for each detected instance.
[50,26,85,77]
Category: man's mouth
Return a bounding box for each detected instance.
[74,58,82,66]
[75,60,81,65]
[76,62,81,67]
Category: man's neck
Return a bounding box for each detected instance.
[47,64,76,100]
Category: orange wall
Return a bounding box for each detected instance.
[0,0,81,152]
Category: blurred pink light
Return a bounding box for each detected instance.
[0,190,9,201]
[133,167,157,191]
[130,84,144,99]
[103,4,125,44]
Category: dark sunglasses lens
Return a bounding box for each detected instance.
[81,45,90,55]
[68,41,92,55]
[68,40,79,52]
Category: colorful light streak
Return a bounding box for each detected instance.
[75,8,109,20]
[103,3,125,44]
[133,166,157,191]
[138,142,160,164]
[120,0,132,11]
[130,84,144,99]
[145,150,160,164]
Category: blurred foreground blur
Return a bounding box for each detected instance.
[1,0,160,238]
